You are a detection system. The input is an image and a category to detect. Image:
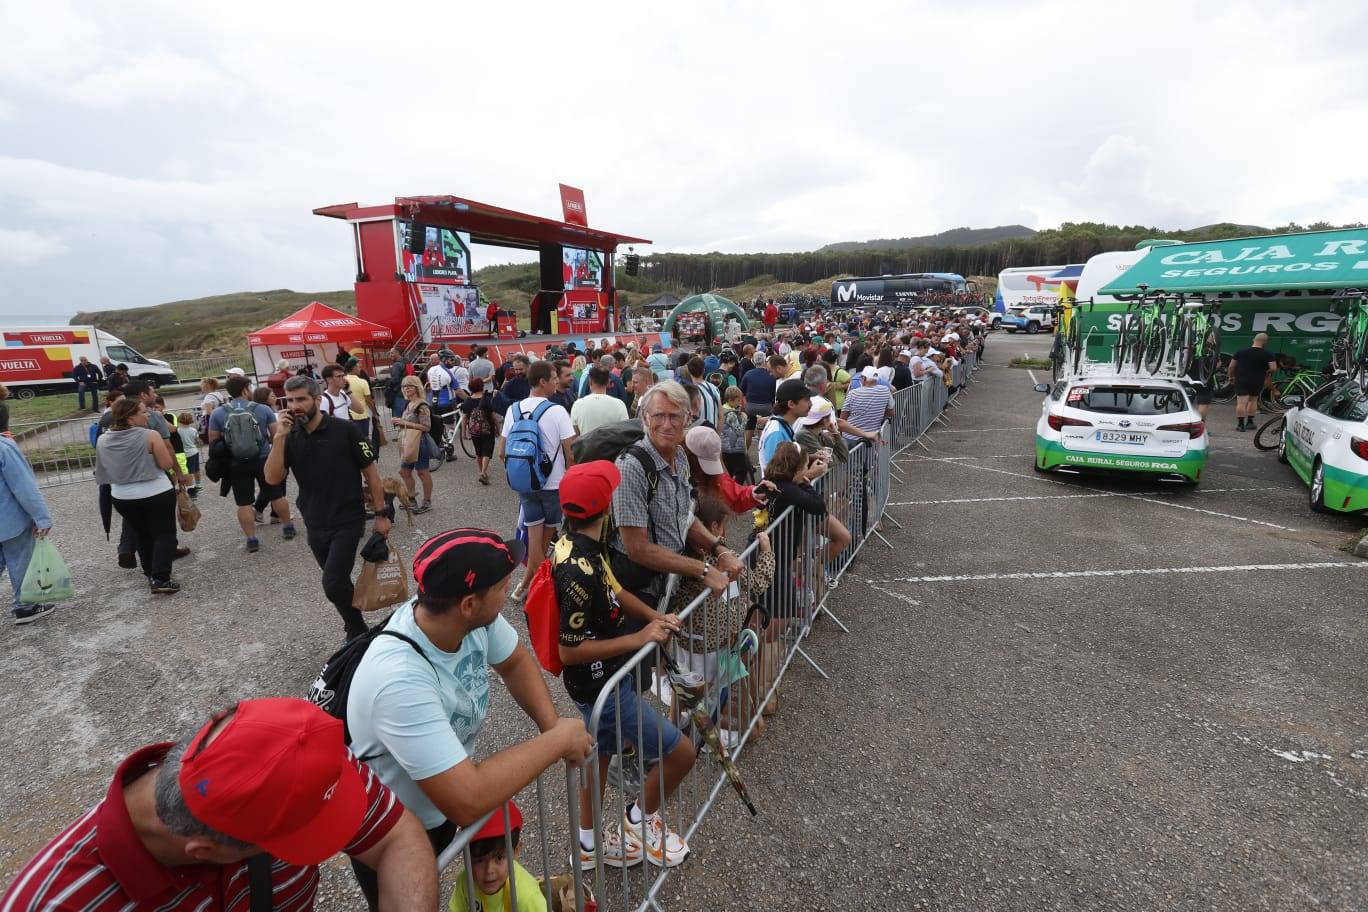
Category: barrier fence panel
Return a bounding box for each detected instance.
[166,355,245,382]
[20,405,207,489]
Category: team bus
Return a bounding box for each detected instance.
[829,273,976,307]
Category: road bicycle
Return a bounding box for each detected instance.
[1331,289,1368,383]
[1173,297,1222,382]
[1258,366,1325,414]
[426,408,474,470]
[1114,289,1167,373]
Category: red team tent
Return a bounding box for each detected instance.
[246,302,393,377]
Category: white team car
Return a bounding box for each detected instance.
[1033,376,1209,484]
[1277,379,1368,514]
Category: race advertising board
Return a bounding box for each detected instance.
[399,221,471,285]
[562,247,604,291]
[419,283,486,338]
[3,329,91,347]
[676,312,707,340]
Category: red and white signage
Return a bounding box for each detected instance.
[559,184,587,227]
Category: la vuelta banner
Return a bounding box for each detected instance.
[0,347,76,381]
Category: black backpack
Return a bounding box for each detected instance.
[306,617,435,747]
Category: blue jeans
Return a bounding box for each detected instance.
[76,383,95,411]
[576,680,682,770]
[0,530,36,612]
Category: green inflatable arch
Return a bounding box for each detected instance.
[662,293,751,340]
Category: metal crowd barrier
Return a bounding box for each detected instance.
[18,404,208,489]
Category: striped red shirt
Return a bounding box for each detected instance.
[2,743,402,912]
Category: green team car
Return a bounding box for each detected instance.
[1033,377,1209,484]
[1278,379,1368,513]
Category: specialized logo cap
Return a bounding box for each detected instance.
[179,698,367,865]
[412,528,525,598]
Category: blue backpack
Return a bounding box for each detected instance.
[504,400,558,493]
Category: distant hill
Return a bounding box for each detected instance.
[819,225,1037,253]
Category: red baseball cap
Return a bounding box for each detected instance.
[559,460,620,518]
[471,800,524,842]
[178,698,367,865]
[413,528,525,599]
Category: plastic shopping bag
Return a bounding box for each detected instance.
[20,537,75,605]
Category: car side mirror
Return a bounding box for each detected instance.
[1033,383,1051,393]
[1280,395,1303,408]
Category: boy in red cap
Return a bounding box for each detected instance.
[448,801,546,912]
[554,461,696,870]
[0,698,435,912]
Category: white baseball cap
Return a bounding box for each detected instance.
[226,367,246,377]
[860,366,879,381]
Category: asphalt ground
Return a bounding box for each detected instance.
[1,339,1364,910]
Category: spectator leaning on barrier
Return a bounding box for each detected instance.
[264,375,390,642]
[345,528,594,907]
[795,395,850,464]
[839,366,894,443]
[611,380,740,616]
[0,433,54,624]
[554,461,694,869]
[0,697,437,912]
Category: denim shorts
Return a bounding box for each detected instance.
[576,680,682,769]
[400,434,435,471]
[519,487,562,527]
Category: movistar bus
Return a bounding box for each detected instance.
[830,272,974,307]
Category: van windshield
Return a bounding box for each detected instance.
[1069,386,1188,415]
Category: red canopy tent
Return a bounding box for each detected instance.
[246,302,393,378]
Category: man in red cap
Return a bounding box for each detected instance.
[344,527,593,907]
[0,698,435,912]
[555,461,695,869]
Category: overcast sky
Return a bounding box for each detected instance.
[1,0,1366,315]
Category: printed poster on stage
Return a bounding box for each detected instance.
[400,221,471,285]
[418,284,485,337]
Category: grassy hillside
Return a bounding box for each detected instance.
[72,289,357,357]
[819,225,1036,253]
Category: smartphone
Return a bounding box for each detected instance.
[818,447,833,462]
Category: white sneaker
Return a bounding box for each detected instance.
[628,813,689,867]
[578,824,644,870]
[716,728,741,752]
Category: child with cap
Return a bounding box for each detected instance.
[553,461,697,870]
[449,801,547,912]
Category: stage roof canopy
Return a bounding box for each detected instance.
[315,195,651,253]
[247,301,393,346]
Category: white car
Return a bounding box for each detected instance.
[1034,376,1209,484]
[1277,378,1368,514]
[1003,305,1056,334]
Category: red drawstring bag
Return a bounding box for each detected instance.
[522,560,562,676]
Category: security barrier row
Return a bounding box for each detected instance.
[436,352,982,911]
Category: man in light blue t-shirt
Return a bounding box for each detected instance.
[345,528,594,907]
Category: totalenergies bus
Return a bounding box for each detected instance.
[994,265,1084,317]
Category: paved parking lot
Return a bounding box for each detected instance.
[1,339,1364,910]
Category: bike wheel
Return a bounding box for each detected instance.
[1131,324,1148,373]
[458,415,475,458]
[1066,317,1081,371]
[1253,414,1285,451]
[1332,317,1353,376]
[1199,327,1221,382]
[1114,316,1132,371]
[1174,319,1196,379]
[1143,326,1168,375]
[1258,385,1286,415]
[1050,333,1066,381]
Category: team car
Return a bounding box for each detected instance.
[1278,379,1368,513]
[1033,377,1209,484]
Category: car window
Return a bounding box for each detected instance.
[1327,386,1368,422]
[1305,382,1344,414]
[1068,386,1189,415]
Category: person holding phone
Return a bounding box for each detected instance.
[793,396,850,465]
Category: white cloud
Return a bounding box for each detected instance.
[0,228,69,263]
[1,0,1367,313]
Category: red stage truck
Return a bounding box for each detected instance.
[0,326,177,399]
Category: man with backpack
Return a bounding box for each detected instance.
[609,380,738,618]
[499,360,577,600]
[426,351,463,458]
[341,527,594,907]
[208,374,295,553]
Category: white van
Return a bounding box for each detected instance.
[0,326,177,399]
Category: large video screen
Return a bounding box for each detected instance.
[562,247,604,291]
[400,221,471,285]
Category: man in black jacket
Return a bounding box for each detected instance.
[72,356,102,412]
